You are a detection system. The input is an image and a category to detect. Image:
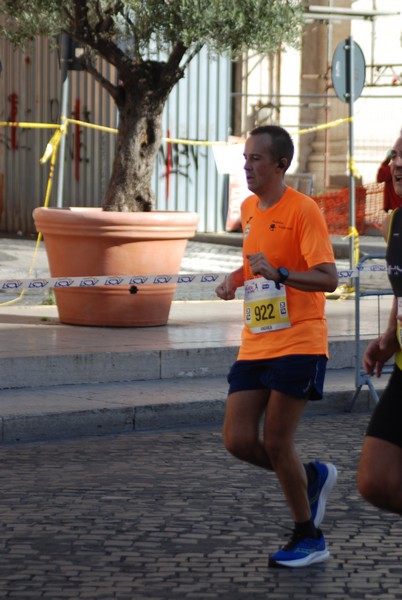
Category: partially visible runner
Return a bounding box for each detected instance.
[357,131,402,514]
[376,148,402,212]
[215,125,339,568]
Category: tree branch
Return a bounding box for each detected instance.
[68,0,134,77]
[83,55,121,103]
[179,42,204,70]
[124,10,141,62]
[166,40,188,73]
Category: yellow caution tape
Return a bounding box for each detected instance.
[349,156,361,178]
[295,117,353,136]
[40,127,63,164]
[0,116,354,147]
[0,121,59,129]
[66,118,118,134]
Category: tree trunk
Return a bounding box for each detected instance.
[102,87,165,212]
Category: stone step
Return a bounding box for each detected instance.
[1,336,372,390]
[0,370,389,444]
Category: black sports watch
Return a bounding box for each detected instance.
[277,266,289,284]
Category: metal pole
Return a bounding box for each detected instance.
[346,36,356,271]
[324,0,334,190]
[56,34,69,208]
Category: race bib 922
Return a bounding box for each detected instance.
[244,277,290,334]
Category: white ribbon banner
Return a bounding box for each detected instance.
[0,264,389,293]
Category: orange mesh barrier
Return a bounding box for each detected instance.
[226,181,388,235]
[364,181,387,231]
[312,182,386,235]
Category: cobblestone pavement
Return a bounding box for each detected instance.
[1,411,401,599]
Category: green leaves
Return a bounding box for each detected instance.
[0,0,303,56]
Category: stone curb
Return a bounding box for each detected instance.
[0,370,388,444]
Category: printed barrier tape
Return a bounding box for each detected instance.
[0,273,225,293]
[0,264,389,294]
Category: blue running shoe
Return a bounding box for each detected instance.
[269,529,329,568]
[307,461,338,527]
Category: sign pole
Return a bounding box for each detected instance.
[346,36,356,271]
[332,38,365,272]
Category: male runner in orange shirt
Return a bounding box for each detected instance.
[216,125,338,568]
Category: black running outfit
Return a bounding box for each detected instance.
[366,207,402,448]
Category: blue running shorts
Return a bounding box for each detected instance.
[227,354,327,400]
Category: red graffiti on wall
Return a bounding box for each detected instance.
[8,93,18,150]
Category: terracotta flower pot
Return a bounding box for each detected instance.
[32,207,199,327]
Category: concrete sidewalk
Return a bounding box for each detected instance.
[0,234,392,443]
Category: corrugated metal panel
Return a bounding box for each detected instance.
[1,37,60,232]
[0,38,231,234]
[61,59,117,208]
[0,38,113,232]
[154,47,231,232]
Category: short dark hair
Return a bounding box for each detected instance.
[249,125,294,170]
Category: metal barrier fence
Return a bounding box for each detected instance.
[348,253,393,411]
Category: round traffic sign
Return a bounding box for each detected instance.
[332,39,366,103]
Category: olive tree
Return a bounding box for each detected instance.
[0,1,304,211]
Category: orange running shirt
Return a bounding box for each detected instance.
[238,187,335,361]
